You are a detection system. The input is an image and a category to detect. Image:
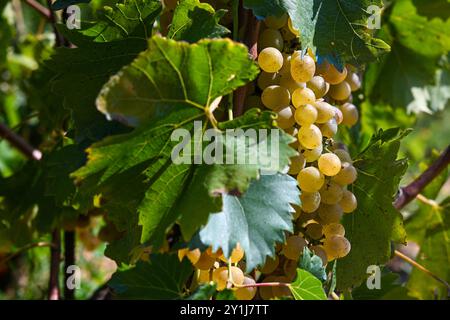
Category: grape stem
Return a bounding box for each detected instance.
[415,193,440,209]
[48,229,62,300]
[394,145,450,210]
[24,0,51,20]
[394,250,450,290]
[0,241,55,265]
[0,122,42,161]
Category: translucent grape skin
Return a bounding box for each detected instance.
[264,13,288,29]
[307,76,329,98]
[323,235,351,260]
[235,276,257,300]
[314,101,335,124]
[258,47,284,73]
[318,153,342,176]
[282,235,307,260]
[300,191,321,213]
[261,85,290,111]
[299,144,323,162]
[294,104,318,126]
[332,162,357,185]
[340,103,359,127]
[329,81,352,101]
[259,28,284,51]
[292,87,316,108]
[323,223,346,238]
[277,106,296,129]
[340,190,358,213]
[290,55,316,83]
[320,181,344,205]
[298,124,323,149]
[297,167,325,192]
[317,204,343,225]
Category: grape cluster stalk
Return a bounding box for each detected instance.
[178,13,362,300]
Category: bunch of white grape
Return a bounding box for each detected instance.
[253,14,361,270]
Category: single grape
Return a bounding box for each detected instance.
[340,190,358,213]
[257,71,280,90]
[332,162,357,186]
[212,267,229,291]
[323,235,351,260]
[329,81,352,101]
[318,61,348,85]
[320,181,344,205]
[290,55,316,83]
[317,204,343,225]
[259,276,276,300]
[294,104,318,125]
[264,13,288,29]
[282,235,307,260]
[318,153,342,176]
[300,191,321,213]
[314,101,335,124]
[259,29,284,51]
[307,76,329,98]
[258,47,284,73]
[334,149,352,164]
[292,87,316,108]
[235,276,257,300]
[277,106,296,129]
[288,154,306,175]
[261,255,280,274]
[297,167,325,192]
[305,222,323,240]
[322,223,345,238]
[298,124,322,149]
[346,71,361,92]
[283,259,298,281]
[299,144,323,162]
[261,85,291,111]
[319,118,338,138]
[339,103,359,127]
[279,74,305,94]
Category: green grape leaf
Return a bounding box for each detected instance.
[352,271,415,300]
[52,0,90,10]
[168,0,230,43]
[96,36,259,127]
[109,254,193,299]
[289,269,327,300]
[406,196,450,300]
[242,0,285,18]
[286,0,390,66]
[198,174,300,272]
[336,128,409,290]
[390,0,450,58]
[81,0,162,42]
[187,283,217,300]
[299,247,326,282]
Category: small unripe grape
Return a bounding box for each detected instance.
[334,149,352,164]
[292,87,316,108]
[235,276,257,300]
[305,222,323,240]
[323,223,345,238]
[294,104,318,125]
[258,47,284,73]
[261,255,279,274]
[318,153,342,176]
[299,144,323,162]
[282,235,307,261]
[314,101,335,124]
[340,190,358,213]
[300,191,321,213]
[272,276,292,298]
[329,81,352,101]
[259,29,284,51]
[319,119,338,138]
[317,204,343,225]
[307,76,328,98]
[297,167,325,192]
[298,124,322,149]
[279,75,305,94]
[333,162,357,185]
[212,267,229,291]
[320,181,344,205]
[287,18,300,36]
[194,251,216,270]
[346,71,361,92]
[323,235,351,260]
[261,85,290,111]
[340,103,359,127]
[288,154,306,175]
[276,106,295,129]
[311,245,328,266]
[290,55,316,83]
[257,71,280,90]
[264,13,288,29]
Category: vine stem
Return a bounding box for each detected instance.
[64,231,76,300]
[394,146,450,210]
[24,0,51,20]
[394,250,450,290]
[46,0,66,47]
[0,122,42,161]
[0,242,54,265]
[233,3,261,117]
[48,230,61,300]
